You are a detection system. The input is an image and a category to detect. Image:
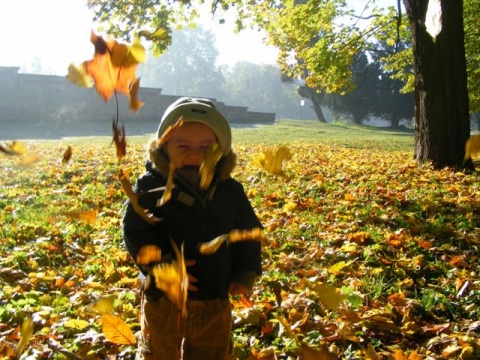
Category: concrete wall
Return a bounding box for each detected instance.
[0,66,275,138]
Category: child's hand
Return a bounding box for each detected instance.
[136,245,162,265]
[228,281,249,296]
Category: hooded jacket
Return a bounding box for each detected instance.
[123,141,262,301]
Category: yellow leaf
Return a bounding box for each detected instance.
[199,143,223,190]
[252,146,291,176]
[198,228,265,255]
[64,319,90,330]
[328,261,348,274]
[100,315,136,345]
[88,296,116,315]
[10,141,27,155]
[17,317,34,356]
[19,153,41,166]
[464,134,480,162]
[149,241,188,317]
[66,63,93,88]
[282,201,297,212]
[157,161,175,206]
[314,284,347,311]
[129,38,146,63]
[149,27,169,40]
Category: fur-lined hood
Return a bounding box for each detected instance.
[147,139,237,184]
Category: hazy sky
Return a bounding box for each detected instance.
[0,0,278,74]
[0,0,395,75]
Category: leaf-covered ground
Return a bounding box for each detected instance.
[1,122,479,359]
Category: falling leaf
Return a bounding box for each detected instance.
[198,234,229,255]
[149,241,188,317]
[199,143,223,190]
[10,141,27,155]
[136,245,162,265]
[112,120,126,159]
[62,145,73,165]
[157,116,184,146]
[157,161,175,206]
[100,315,136,345]
[199,227,265,255]
[464,134,480,162]
[252,146,291,176]
[83,31,144,102]
[118,168,162,224]
[17,317,34,356]
[66,63,93,88]
[129,77,144,111]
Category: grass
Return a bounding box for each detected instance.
[1,120,480,359]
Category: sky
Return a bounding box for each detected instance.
[0,0,279,75]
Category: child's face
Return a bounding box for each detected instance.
[165,122,218,170]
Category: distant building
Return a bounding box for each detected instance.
[0,66,275,139]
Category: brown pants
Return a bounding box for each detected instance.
[136,295,232,360]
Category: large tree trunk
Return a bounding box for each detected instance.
[403,0,471,169]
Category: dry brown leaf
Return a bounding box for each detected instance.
[100,315,136,345]
[112,120,126,160]
[62,145,73,165]
[118,168,162,224]
[129,77,144,111]
[157,116,184,146]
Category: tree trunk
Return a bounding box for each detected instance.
[390,116,401,129]
[403,0,472,169]
[305,87,327,122]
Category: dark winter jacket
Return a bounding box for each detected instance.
[122,141,262,301]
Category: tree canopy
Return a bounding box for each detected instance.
[86,0,480,168]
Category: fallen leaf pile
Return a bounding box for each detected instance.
[1,127,480,359]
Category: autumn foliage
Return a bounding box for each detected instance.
[1,123,480,359]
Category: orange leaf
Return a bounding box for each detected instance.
[388,292,406,307]
[112,120,126,159]
[62,209,97,224]
[118,168,162,224]
[100,315,136,345]
[84,31,140,101]
[129,77,144,111]
[157,116,184,146]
